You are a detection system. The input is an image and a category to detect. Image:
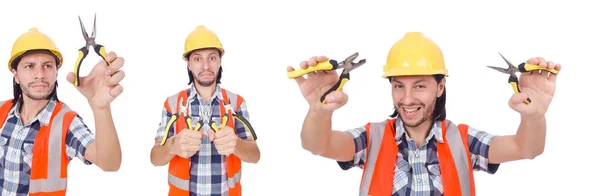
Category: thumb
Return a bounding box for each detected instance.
[323,91,348,108]
[509,92,530,106]
[208,130,216,141]
[66,72,75,85]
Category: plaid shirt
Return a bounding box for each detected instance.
[338,118,500,196]
[0,99,95,196]
[155,84,254,196]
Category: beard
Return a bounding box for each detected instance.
[21,81,53,100]
[396,98,436,128]
[196,70,216,87]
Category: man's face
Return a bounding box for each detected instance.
[391,75,445,128]
[187,48,221,87]
[12,52,58,101]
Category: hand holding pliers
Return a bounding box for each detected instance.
[74,13,110,87]
[287,52,366,104]
[487,53,559,104]
[159,97,201,146]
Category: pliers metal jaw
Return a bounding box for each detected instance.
[287,52,366,104]
[74,13,110,87]
[487,52,559,104]
[319,52,366,104]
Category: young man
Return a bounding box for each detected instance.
[150,25,260,196]
[288,32,560,196]
[0,28,125,195]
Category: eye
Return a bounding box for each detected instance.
[416,85,425,89]
[24,65,32,69]
[45,64,53,69]
[193,57,201,62]
[393,84,403,88]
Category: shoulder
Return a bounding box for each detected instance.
[220,87,244,100]
[363,118,395,133]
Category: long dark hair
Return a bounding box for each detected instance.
[11,50,60,105]
[185,49,223,85]
[389,74,446,121]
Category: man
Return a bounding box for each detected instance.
[150,25,260,196]
[288,32,560,196]
[0,27,125,196]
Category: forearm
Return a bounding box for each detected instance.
[516,114,547,159]
[91,105,122,171]
[300,107,333,155]
[151,137,176,166]
[233,138,260,163]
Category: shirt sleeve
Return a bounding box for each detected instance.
[466,125,500,174]
[233,99,257,141]
[337,125,368,170]
[155,106,175,141]
[65,114,95,165]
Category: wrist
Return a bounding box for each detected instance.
[308,105,333,116]
[166,137,177,155]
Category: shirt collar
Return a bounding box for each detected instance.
[11,99,57,126]
[188,83,223,103]
[394,117,445,143]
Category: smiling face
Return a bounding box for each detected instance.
[186,48,222,87]
[391,75,445,128]
[12,51,58,101]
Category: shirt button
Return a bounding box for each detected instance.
[417,178,422,183]
[12,151,15,155]
[415,153,419,158]
[203,145,206,148]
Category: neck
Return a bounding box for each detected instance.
[404,119,434,147]
[194,82,217,103]
[19,97,50,124]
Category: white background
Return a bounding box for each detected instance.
[0,0,597,195]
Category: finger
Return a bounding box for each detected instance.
[108,57,124,74]
[104,69,112,84]
[535,57,547,68]
[215,129,228,138]
[299,61,309,69]
[187,130,205,139]
[104,52,117,64]
[66,72,75,84]
[548,63,560,82]
[208,130,216,141]
[316,55,329,62]
[526,57,539,65]
[108,70,125,86]
[109,84,124,97]
[308,56,318,67]
[288,66,306,85]
[546,61,556,70]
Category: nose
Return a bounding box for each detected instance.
[401,88,416,105]
[200,59,211,70]
[33,66,45,80]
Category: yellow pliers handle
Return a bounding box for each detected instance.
[159,114,178,146]
[320,71,350,104]
[508,75,531,104]
[287,60,339,79]
[73,44,110,87]
[518,63,559,74]
[210,115,229,132]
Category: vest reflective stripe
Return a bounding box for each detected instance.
[358,119,475,196]
[0,100,75,196]
[165,88,244,196]
[443,122,472,195]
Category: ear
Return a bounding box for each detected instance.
[11,68,19,84]
[437,77,446,97]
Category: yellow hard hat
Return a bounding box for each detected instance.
[182,25,224,59]
[8,28,63,72]
[382,32,447,78]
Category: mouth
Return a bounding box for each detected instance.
[29,83,49,88]
[402,106,421,113]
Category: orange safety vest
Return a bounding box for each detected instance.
[164,88,244,196]
[358,118,476,196]
[0,99,77,196]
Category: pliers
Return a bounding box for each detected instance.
[73,13,110,87]
[209,100,257,141]
[487,52,559,104]
[159,97,201,146]
[287,52,366,104]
